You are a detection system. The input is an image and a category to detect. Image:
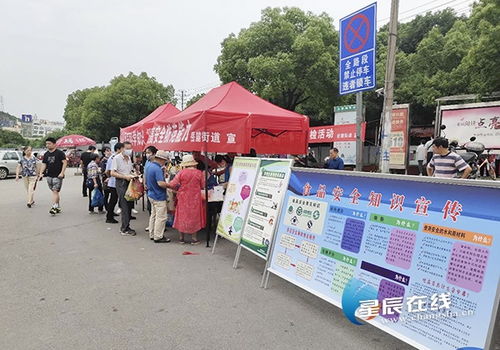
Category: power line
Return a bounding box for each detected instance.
[378,0,439,22]
[398,0,472,22]
[378,0,473,26]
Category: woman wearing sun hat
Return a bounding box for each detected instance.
[166,154,206,244]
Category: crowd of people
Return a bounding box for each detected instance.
[14,137,235,245]
[13,136,492,241]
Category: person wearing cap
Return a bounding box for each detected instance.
[145,150,171,243]
[166,154,205,244]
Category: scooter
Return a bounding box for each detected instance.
[439,125,486,179]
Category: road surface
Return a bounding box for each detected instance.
[1,172,497,350]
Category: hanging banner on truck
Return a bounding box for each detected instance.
[268,168,500,350]
[308,123,366,144]
[240,159,292,259]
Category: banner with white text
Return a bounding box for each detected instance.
[268,169,500,350]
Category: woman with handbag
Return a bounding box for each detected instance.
[166,154,205,244]
[87,153,104,214]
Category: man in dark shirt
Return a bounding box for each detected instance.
[80,145,96,197]
[39,137,67,215]
[324,148,345,170]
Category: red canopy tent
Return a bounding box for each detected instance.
[120,103,180,151]
[56,134,95,148]
[145,82,309,154]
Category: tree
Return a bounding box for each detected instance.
[0,129,27,147]
[215,7,339,121]
[186,93,205,108]
[63,72,176,141]
[63,87,103,133]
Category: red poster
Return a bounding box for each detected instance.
[389,105,409,168]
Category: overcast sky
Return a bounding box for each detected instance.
[0,0,474,121]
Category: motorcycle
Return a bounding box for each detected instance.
[439,125,493,179]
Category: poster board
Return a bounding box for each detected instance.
[389,104,410,170]
[334,105,362,165]
[268,168,500,350]
[440,101,500,150]
[216,157,260,244]
[240,159,292,259]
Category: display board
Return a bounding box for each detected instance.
[389,104,409,169]
[268,168,500,350]
[334,105,358,165]
[240,159,292,259]
[440,102,500,149]
[216,157,260,244]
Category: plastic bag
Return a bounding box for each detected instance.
[91,188,104,207]
[125,178,144,201]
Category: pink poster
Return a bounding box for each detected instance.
[441,105,500,149]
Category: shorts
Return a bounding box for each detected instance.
[46,177,63,192]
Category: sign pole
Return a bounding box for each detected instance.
[379,0,399,173]
[355,92,363,171]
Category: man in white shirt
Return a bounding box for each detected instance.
[416,139,427,176]
[111,142,137,236]
[425,137,434,164]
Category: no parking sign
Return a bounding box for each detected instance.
[339,3,377,95]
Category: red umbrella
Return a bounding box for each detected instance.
[56,134,96,148]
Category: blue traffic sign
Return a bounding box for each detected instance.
[21,114,33,123]
[339,2,377,95]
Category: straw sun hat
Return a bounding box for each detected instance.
[180,154,198,168]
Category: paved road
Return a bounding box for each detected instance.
[0,173,497,350]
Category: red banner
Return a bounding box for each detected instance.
[308,123,366,143]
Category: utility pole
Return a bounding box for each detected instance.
[181,90,185,110]
[0,95,4,112]
[379,0,399,173]
[355,92,363,171]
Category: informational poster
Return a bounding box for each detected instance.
[240,159,292,259]
[216,157,260,244]
[268,169,500,350]
[389,104,409,169]
[334,105,358,165]
[441,102,500,149]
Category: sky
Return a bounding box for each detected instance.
[0,0,475,122]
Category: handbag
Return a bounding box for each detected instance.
[125,178,144,201]
[91,188,104,207]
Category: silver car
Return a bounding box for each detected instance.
[0,150,23,179]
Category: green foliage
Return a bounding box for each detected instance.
[215,7,339,121]
[63,87,103,131]
[215,1,500,128]
[186,93,206,108]
[0,129,27,147]
[62,72,176,141]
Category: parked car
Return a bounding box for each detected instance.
[0,150,23,179]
